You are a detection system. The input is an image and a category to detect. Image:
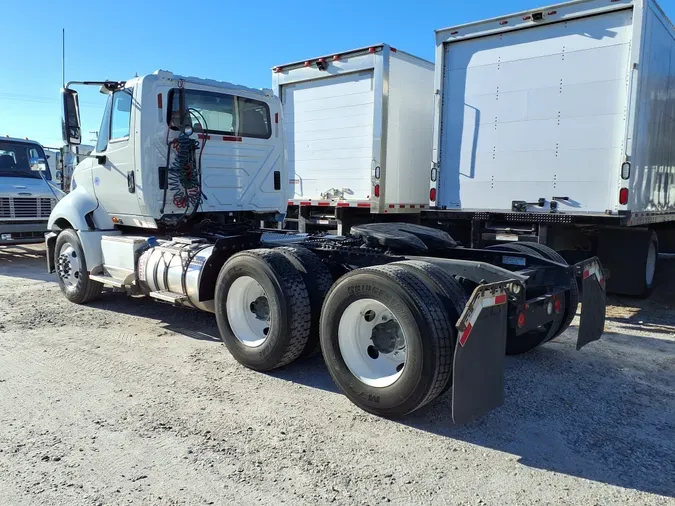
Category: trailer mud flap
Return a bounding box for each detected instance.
[576,258,606,350]
[452,281,517,425]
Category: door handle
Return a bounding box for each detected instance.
[96,155,107,165]
[127,171,135,193]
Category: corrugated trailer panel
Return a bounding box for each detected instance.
[384,52,435,208]
[630,0,675,213]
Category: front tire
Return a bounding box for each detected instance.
[320,264,454,418]
[214,249,311,371]
[54,229,102,304]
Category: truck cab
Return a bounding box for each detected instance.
[0,136,61,244]
[50,70,286,233]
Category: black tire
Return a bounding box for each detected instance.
[214,249,311,371]
[394,260,469,395]
[486,243,563,354]
[54,229,103,304]
[320,264,454,417]
[275,246,334,358]
[598,228,658,297]
[510,242,579,340]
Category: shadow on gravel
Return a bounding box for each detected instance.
[88,292,222,343]
[399,332,675,498]
[0,245,53,282]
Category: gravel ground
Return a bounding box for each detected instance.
[0,244,673,506]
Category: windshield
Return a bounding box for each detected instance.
[0,141,51,180]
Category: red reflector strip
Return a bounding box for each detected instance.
[222,136,242,142]
[389,204,395,209]
[287,200,294,206]
[494,294,507,305]
[300,201,312,206]
[459,323,472,347]
[318,202,330,207]
[583,269,591,280]
[197,134,211,140]
[336,202,350,207]
[357,203,371,208]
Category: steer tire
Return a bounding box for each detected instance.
[510,242,579,340]
[275,246,334,358]
[487,243,563,354]
[54,229,103,304]
[320,264,454,418]
[394,260,469,396]
[215,249,311,372]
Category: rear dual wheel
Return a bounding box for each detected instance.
[320,262,466,417]
[214,247,332,371]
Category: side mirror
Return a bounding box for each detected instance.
[61,88,82,146]
[55,170,63,183]
[29,157,48,173]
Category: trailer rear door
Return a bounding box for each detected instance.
[281,71,375,201]
[439,8,634,212]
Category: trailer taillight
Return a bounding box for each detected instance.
[619,188,629,205]
[374,184,380,198]
[430,188,437,202]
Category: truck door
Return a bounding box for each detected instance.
[90,88,141,218]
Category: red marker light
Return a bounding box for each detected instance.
[619,188,629,205]
[517,312,526,328]
[429,188,437,202]
[553,295,562,314]
[374,184,380,197]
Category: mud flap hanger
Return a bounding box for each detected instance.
[574,257,606,351]
[452,280,520,425]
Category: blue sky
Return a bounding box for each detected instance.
[2,0,674,148]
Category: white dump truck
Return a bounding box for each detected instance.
[273,44,435,234]
[46,70,606,423]
[424,0,675,297]
[0,136,61,244]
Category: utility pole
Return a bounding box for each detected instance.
[62,28,65,88]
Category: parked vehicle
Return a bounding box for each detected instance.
[273,44,434,234]
[425,0,675,296]
[0,136,61,244]
[46,70,605,423]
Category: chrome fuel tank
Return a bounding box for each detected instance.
[137,238,216,313]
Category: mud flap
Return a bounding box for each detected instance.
[452,281,517,425]
[576,258,606,350]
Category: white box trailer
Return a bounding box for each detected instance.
[424,0,675,296]
[273,44,434,233]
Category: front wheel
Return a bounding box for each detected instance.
[54,229,103,304]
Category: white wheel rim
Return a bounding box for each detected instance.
[56,243,81,288]
[338,298,407,388]
[226,276,271,348]
[646,240,657,286]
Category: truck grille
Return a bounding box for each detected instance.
[0,197,54,219]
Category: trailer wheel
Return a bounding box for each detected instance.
[54,229,103,304]
[506,242,579,340]
[215,249,311,371]
[275,246,334,357]
[394,260,469,395]
[320,264,454,417]
[487,243,563,354]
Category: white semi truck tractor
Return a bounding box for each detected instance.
[46,70,607,423]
